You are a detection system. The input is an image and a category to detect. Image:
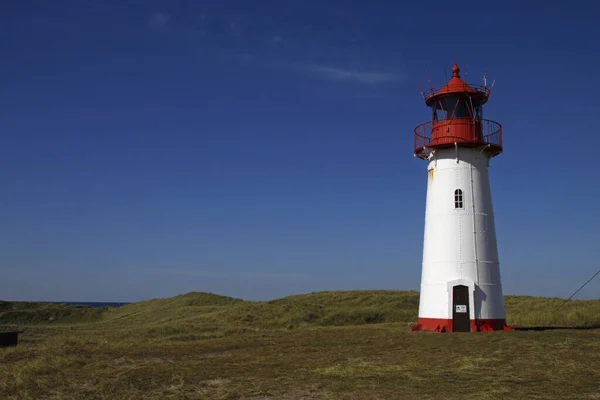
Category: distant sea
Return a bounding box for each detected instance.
[61,302,130,308]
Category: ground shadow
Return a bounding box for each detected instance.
[514,325,600,331]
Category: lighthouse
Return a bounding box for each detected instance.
[410,63,512,333]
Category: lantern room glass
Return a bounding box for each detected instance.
[432,96,482,121]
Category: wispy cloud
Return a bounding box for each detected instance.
[306,65,404,84]
[148,12,171,30]
[227,19,243,40]
[144,12,405,86]
[227,53,404,85]
[267,35,283,45]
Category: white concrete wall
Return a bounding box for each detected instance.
[417,146,506,320]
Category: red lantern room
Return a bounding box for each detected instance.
[414,64,502,160]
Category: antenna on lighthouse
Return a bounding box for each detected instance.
[417,82,426,100]
[426,70,433,91]
[482,71,488,89]
[485,75,497,97]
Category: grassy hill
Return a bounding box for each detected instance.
[3,290,600,331]
[0,300,107,326]
[1,291,600,399]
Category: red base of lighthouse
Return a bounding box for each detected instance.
[410,318,513,333]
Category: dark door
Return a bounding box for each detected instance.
[452,285,470,332]
[0,332,19,348]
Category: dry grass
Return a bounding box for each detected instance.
[1,290,600,399]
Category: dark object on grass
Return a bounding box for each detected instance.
[514,325,600,332]
[0,330,23,348]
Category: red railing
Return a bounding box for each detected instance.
[422,84,489,102]
[414,118,502,158]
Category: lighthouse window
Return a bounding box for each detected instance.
[454,189,464,209]
[433,102,446,121]
[440,96,471,119]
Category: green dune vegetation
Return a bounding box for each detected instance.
[1,290,600,399]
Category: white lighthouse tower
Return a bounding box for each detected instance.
[410,63,512,333]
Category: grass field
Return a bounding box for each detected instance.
[1,290,600,399]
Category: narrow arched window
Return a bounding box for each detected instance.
[454,189,464,209]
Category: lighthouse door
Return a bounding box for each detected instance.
[452,285,471,332]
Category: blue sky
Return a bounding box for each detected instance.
[1,0,599,302]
